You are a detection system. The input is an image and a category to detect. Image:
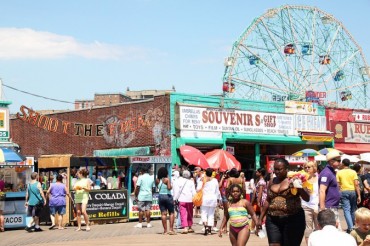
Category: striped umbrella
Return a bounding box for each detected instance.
[292,148,321,157]
[319,148,343,155]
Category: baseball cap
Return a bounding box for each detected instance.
[326,149,342,161]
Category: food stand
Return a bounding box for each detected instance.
[127,156,172,221]
[2,157,34,229]
[37,154,130,226]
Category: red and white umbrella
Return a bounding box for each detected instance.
[179,145,209,170]
[205,149,241,172]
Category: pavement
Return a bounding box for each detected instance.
[2,210,347,246]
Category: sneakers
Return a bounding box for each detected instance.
[212,227,219,232]
[34,228,43,232]
[25,225,35,232]
[134,223,143,228]
[147,223,153,228]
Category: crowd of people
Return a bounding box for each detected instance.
[14,149,370,245]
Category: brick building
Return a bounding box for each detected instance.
[10,94,171,159]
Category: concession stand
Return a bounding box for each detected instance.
[2,156,34,229]
[127,156,172,221]
[37,154,130,225]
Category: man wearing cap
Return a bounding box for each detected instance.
[319,149,342,229]
[336,158,361,233]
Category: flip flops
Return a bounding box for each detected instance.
[188,228,195,233]
[168,231,177,235]
[49,225,56,230]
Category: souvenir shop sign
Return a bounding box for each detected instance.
[70,190,128,221]
[179,106,295,135]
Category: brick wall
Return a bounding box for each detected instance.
[10,94,171,159]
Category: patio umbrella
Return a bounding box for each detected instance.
[205,149,241,172]
[0,148,26,163]
[179,145,209,169]
[319,148,343,155]
[292,148,320,157]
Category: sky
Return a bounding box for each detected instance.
[0,0,369,114]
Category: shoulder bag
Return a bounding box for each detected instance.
[28,183,44,209]
[175,180,187,206]
[192,178,207,207]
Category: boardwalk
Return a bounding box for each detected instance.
[3,210,347,246]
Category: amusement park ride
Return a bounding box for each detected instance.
[222,5,370,109]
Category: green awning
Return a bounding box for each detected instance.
[93,146,151,157]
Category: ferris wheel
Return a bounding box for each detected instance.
[222,5,370,109]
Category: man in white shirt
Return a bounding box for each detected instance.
[308,209,356,246]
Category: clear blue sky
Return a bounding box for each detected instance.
[0,0,369,113]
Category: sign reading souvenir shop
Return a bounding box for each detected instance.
[70,189,128,221]
[179,106,296,135]
[178,105,327,136]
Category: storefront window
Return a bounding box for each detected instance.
[0,167,33,192]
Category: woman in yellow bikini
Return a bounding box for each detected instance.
[219,184,259,245]
[73,169,91,231]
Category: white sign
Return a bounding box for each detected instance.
[294,115,327,132]
[285,155,309,164]
[179,106,295,136]
[345,122,370,143]
[285,101,318,115]
[353,113,370,123]
[4,214,24,226]
[129,156,172,164]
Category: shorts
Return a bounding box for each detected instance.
[266,209,305,245]
[27,205,42,217]
[158,194,175,214]
[50,205,66,215]
[137,201,152,212]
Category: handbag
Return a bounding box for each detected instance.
[28,183,44,209]
[192,178,207,207]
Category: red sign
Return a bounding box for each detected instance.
[305,91,327,98]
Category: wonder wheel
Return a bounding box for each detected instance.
[222,5,370,109]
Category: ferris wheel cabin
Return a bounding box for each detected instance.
[249,55,260,65]
[319,55,331,65]
[284,44,295,55]
[222,82,235,93]
[334,70,344,81]
[302,43,313,55]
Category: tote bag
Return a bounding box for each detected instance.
[192,178,207,207]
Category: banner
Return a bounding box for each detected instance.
[70,190,128,221]
[179,106,295,136]
[129,193,161,220]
